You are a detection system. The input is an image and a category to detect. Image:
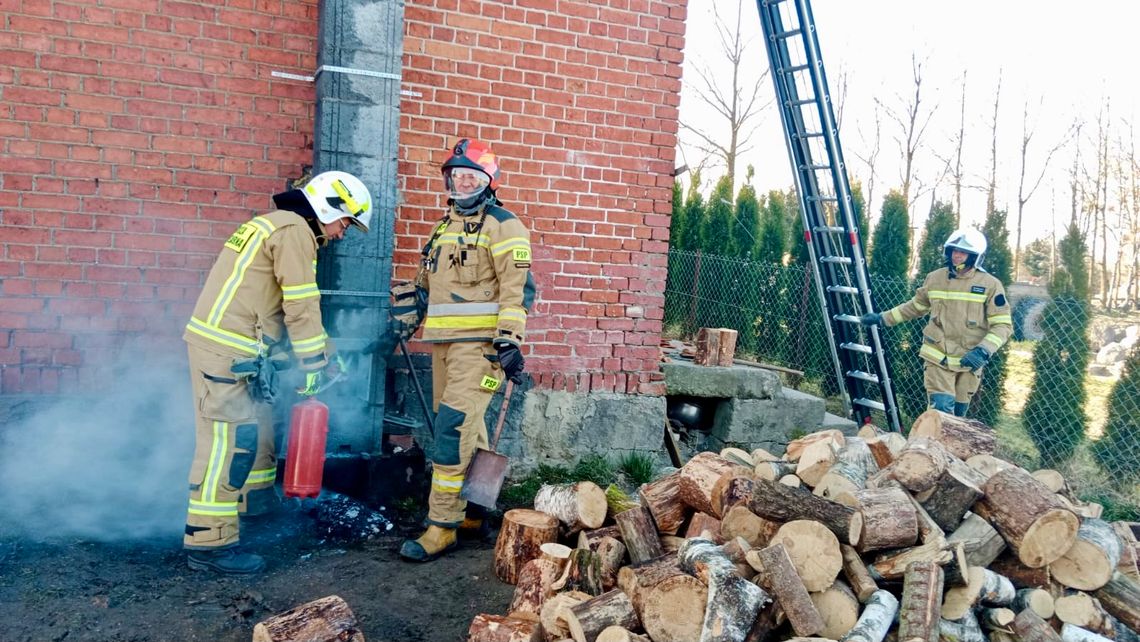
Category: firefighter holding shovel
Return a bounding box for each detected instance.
[398,139,535,562]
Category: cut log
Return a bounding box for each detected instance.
[770,519,843,592]
[678,452,752,517]
[810,580,861,640]
[721,535,756,579]
[1012,588,1055,620]
[798,439,842,488]
[721,447,754,468]
[494,509,561,585]
[893,437,950,494]
[877,478,945,545]
[619,554,707,642]
[540,591,591,642]
[579,526,623,551]
[978,467,1080,568]
[866,433,907,469]
[965,454,1015,481]
[942,566,1016,620]
[252,595,363,642]
[753,542,826,636]
[720,504,781,548]
[979,608,1016,630]
[680,538,769,642]
[594,537,627,591]
[509,558,563,622]
[595,627,652,642]
[1055,593,1115,637]
[908,410,997,460]
[1051,519,1124,591]
[752,447,779,463]
[541,542,574,566]
[685,512,725,542]
[744,601,786,642]
[551,548,603,596]
[815,437,880,499]
[1111,522,1140,580]
[1012,608,1064,642]
[468,614,541,642]
[695,327,722,366]
[782,474,805,487]
[712,475,758,518]
[534,482,608,532]
[1094,572,1140,632]
[947,512,1007,568]
[840,543,879,603]
[1061,624,1115,642]
[787,430,846,462]
[899,560,944,642]
[839,589,898,642]
[565,589,640,642]
[1031,469,1072,497]
[940,610,987,642]
[870,539,956,583]
[918,457,986,532]
[988,552,1055,590]
[716,329,738,366]
[660,535,685,554]
[755,460,798,481]
[639,471,688,535]
[615,505,663,565]
[834,485,919,553]
[746,476,864,547]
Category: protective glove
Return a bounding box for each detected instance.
[860,312,884,327]
[494,340,525,384]
[296,355,347,396]
[297,370,324,396]
[960,346,991,372]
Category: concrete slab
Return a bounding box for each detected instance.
[710,388,825,454]
[662,360,780,400]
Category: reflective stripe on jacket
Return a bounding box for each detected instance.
[183,209,331,370]
[420,203,535,345]
[883,267,1012,372]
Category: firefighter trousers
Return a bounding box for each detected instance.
[426,341,503,528]
[924,362,981,416]
[184,346,278,550]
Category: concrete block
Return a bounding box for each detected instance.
[710,387,825,454]
[821,411,859,433]
[662,360,780,400]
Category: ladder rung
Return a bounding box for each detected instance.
[847,370,880,384]
[807,196,837,203]
[795,131,824,139]
[853,398,886,412]
[772,28,803,40]
[834,314,861,324]
[803,164,831,171]
[781,63,811,74]
[819,256,851,265]
[840,342,872,354]
[814,225,845,233]
[789,97,817,107]
[827,285,860,295]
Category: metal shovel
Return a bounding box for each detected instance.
[460,379,514,508]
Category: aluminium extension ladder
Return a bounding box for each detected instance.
[755,0,902,432]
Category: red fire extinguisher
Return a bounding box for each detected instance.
[283,397,329,498]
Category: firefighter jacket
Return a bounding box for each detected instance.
[184,209,331,372]
[418,202,535,346]
[883,267,1013,372]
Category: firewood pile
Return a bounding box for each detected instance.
[466,409,1140,642]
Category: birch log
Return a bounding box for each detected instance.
[940,610,987,642]
[838,589,898,642]
[680,538,769,642]
[1060,624,1114,642]
[941,567,1016,620]
[534,482,607,532]
[564,590,640,642]
[1055,593,1115,637]
[1012,588,1055,620]
[1051,519,1124,591]
[618,554,706,642]
[810,581,861,640]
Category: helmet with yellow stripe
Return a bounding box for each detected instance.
[300,171,373,233]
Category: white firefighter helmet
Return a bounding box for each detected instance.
[943,228,987,271]
[301,171,372,233]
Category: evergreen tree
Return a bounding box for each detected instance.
[758,190,789,264]
[1023,222,1090,467]
[1021,238,1053,281]
[915,201,958,277]
[870,190,911,278]
[731,171,761,259]
[679,170,705,252]
[668,179,684,250]
[700,175,734,255]
[973,209,1015,427]
[664,179,687,331]
[1092,346,1140,480]
[850,180,871,251]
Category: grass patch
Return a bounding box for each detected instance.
[617,452,656,486]
[499,455,618,509]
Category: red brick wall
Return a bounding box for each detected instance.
[0,0,685,396]
[397,0,685,396]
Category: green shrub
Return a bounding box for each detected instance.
[617,452,656,486]
[1092,347,1140,481]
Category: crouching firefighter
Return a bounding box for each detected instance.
[861,228,1012,417]
[182,171,372,574]
[399,138,536,562]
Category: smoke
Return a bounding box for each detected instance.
[0,353,194,542]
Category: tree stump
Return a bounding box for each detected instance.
[467,614,541,642]
[908,409,996,460]
[840,589,898,642]
[615,505,663,565]
[1051,518,1124,591]
[494,509,560,584]
[678,452,751,517]
[680,538,769,642]
[534,482,607,532]
[252,595,364,642]
[899,560,943,642]
[753,542,826,637]
[565,589,640,642]
[769,519,843,592]
[746,475,863,547]
[834,485,918,553]
[978,466,1080,568]
[639,471,688,535]
[618,554,707,642]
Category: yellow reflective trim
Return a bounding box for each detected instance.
[203,420,229,504]
[245,468,276,485]
[983,333,1005,348]
[890,308,904,324]
[928,290,987,303]
[433,472,465,482]
[431,471,464,493]
[913,301,930,311]
[291,332,328,353]
[920,344,961,367]
[989,314,1012,325]
[282,283,320,301]
[436,232,490,248]
[188,499,239,517]
[207,217,275,325]
[424,314,499,329]
[432,482,463,493]
[185,317,260,355]
[498,309,527,323]
[491,237,530,257]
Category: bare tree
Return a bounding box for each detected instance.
[985,72,1002,216]
[679,0,772,193]
[852,100,883,216]
[932,70,968,220]
[1128,121,1140,306]
[877,53,937,208]
[1013,98,1074,281]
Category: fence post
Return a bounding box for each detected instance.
[688,250,702,333]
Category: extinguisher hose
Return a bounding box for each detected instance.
[399,338,435,437]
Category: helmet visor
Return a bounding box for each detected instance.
[444,167,490,201]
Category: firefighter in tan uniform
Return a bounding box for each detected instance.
[182,171,373,575]
[399,139,536,562]
[862,229,1012,417]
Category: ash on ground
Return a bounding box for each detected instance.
[308,491,395,544]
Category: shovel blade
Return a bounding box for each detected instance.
[460,448,509,508]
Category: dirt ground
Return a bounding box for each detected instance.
[0,503,514,642]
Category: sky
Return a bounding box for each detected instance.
[678,1,1140,248]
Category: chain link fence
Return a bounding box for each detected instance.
[665,249,1140,517]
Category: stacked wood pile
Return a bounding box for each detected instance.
[467,409,1140,642]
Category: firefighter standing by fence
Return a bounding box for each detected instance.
[862,229,1012,417]
[182,171,373,575]
[398,139,535,563]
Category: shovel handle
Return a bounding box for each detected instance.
[489,380,513,450]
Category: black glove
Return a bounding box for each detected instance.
[960,346,991,372]
[860,312,884,327]
[494,341,525,384]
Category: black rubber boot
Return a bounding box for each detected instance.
[186,547,266,575]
